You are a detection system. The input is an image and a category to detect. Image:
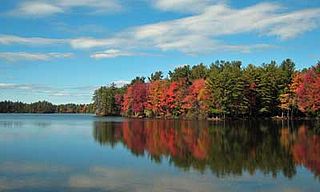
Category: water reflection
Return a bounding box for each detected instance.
[93,120,320,179]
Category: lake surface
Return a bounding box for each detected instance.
[0,114,319,191]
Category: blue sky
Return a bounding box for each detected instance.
[0,0,319,104]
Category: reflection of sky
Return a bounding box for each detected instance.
[0,162,319,192]
[0,114,319,191]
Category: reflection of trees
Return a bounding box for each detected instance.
[93,122,123,148]
[93,120,319,178]
[280,121,320,179]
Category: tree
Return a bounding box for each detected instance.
[131,76,145,84]
[146,80,168,117]
[122,86,133,116]
[190,63,208,81]
[182,79,210,118]
[93,84,121,116]
[165,80,186,117]
[295,65,320,114]
[207,61,248,117]
[243,64,260,117]
[148,71,163,82]
[121,82,148,117]
[278,59,296,118]
[131,82,148,116]
[169,65,191,83]
[256,61,284,115]
[280,59,295,85]
[279,88,294,118]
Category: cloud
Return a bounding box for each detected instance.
[0,82,94,99]
[69,37,125,49]
[2,2,320,55]
[91,49,144,59]
[152,0,223,13]
[8,0,122,17]
[112,80,130,87]
[11,1,64,17]
[69,3,320,54]
[0,81,128,101]
[0,83,34,90]
[0,83,58,94]
[0,34,66,45]
[0,52,73,62]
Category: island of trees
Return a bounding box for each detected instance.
[93,59,320,119]
[0,101,94,113]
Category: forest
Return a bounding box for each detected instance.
[0,100,94,113]
[93,59,320,119]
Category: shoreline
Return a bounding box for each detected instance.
[0,113,319,121]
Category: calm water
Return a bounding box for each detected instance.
[0,114,320,191]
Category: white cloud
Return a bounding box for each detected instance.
[70,2,320,54]
[91,49,140,59]
[0,34,66,45]
[152,0,222,13]
[0,82,95,99]
[0,52,73,62]
[69,38,115,49]
[11,1,63,17]
[2,2,320,55]
[112,80,130,87]
[0,83,49,92]
[258,8,320,39]
[8,0,122,17]
[0,83,19,89]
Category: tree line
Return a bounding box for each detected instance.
[0,100,94,113]
[93,59,320,119]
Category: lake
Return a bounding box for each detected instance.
[0,114,319,191]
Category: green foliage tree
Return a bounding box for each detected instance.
[148,71,163,82]
[169,65,191,83]
[207,61,248,117]
[131,76,145,84]
[190,63,209,81]
[93,84,122,116]
[0,101,94,113]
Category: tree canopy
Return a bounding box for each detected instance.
[93,59,320,119]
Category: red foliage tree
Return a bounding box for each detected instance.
[295,66,320,113]
[121,82,148,116]
[165,81,186,117]
[130,82,148,115]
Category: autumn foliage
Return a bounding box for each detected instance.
[294,64,320,113]
[93,60,320,118]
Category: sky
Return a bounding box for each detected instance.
[0,0,319,104]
